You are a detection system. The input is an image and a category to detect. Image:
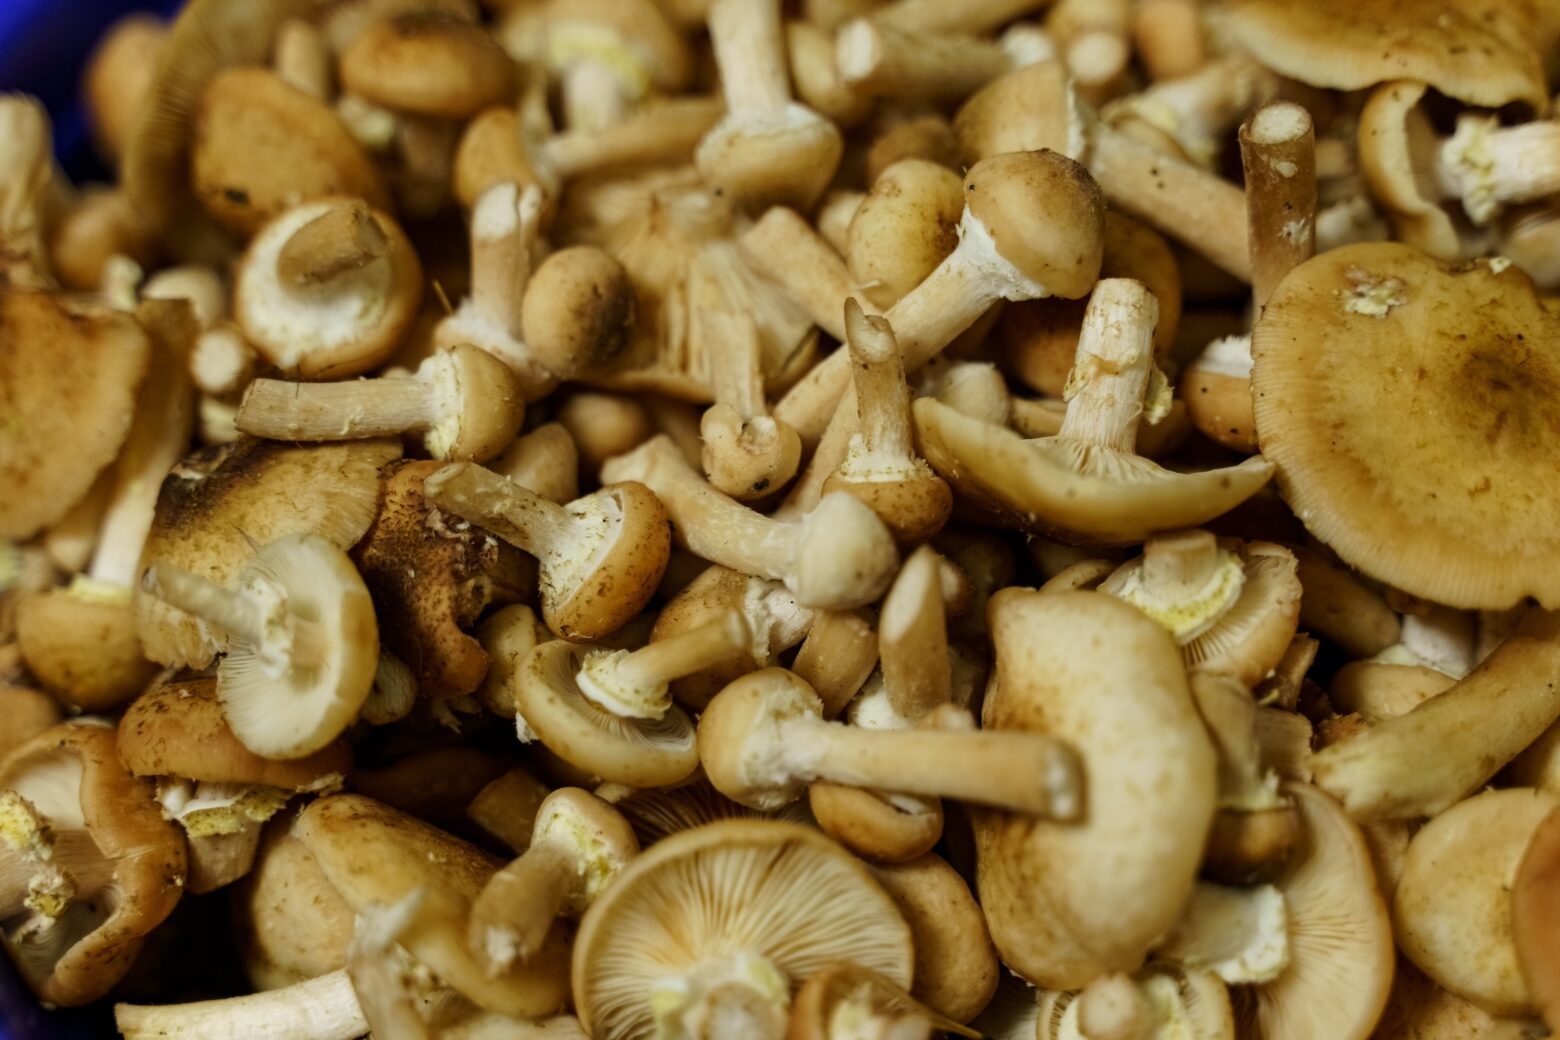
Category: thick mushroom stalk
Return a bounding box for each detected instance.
[836,19,1032,104]
[1429,113,1560,226]
[116,969,368,1040]
[236,342,524,464]
[1105,530,1244,644]
[424,463,670,641]
[141,560,328,679]
[468,789,638,972]
[602,435,899,610]
[876,546,951,722]
[578,611,751,720]
[695,0,843,210]
[699,668,1083,817]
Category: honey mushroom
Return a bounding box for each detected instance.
[846,158,963,313]
[1514,805,1560,1034]
[738,205,869,344]
[833,17,1044,106]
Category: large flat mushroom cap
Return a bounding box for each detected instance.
[1251,242,1560,608]
[0,290,150,540]
[1223,0,1549,111]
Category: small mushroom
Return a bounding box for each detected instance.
[520,245,635,381]
[571,819,913,1040]
[870,853,999,1023]
[847,159,963,311]
[233,810,356,990]
[467,787,637,970]
[1102,54,1276,167]
[1514,804,1560,1033]
[423,462,670,640]
[139,533,379,759]
[602,435,898,610]
[1031,967,1236,1040]
[788,963,978,1040]
[699,668,1082,816]
[791,608,878,718]
[490,423,580,505]
[48,188,162,294]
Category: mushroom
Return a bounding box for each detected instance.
[846,158,962,311]
[0,686,61,761]
[601,435,898,611]
[1514,804,1560,1033]
[1393,787,1558,1015]
[1101,54,1276,168]
[698,667,1082,817]
[0,723,185,1006]
[139,533,379,760]
[870,852,999,1023]
[467,787,637,970]
[1373,959,1545,1040]
[116,967,367,1040]
[82,12,168,166]
[820,302,951,547]
[738,204,867,344]
[695,0,843,211]
[520,245,636,382]
[975,589,1216,989]
[353,460,535,698]
[788,963,978,1040]
[913,279,1274,545]
[297,794,572,1017]
[234,197,423,380]
[490,423,580,505]
[1290,543,1402,659]
[465,764,551,853]
[236,342,523,464]
[1153,881,1290,985]
[791,608,878,718]
[1098,531,1303,686]
[133,437,399,669]
[834,19,1046,107]
[808,780,943,866]
[571,819,913,1040]
[423,462,670,641]
[352,747,514,842]
[1030,968,1236,1040]
[233,810,356,990]
[48,188,162,294]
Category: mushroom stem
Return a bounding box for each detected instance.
[707,0,790,114]
[845,300,915,463]
[140,563,325,667]
[792,609,878,717]
[115,969,368,1040]
[1436,116,1560,223]
[236,374,434,442]
[274,18,332,101]
[1141,529,1222,599]
[876,0,1046,34]
[422,463,582,564]
[540,96,724,181]
[561,60,630,133]
[785,714,1082,817]
[1057,278,1160,451]
[607,611,751,691]
[836,20,1007,101]
[470,183,541,340]
[739,206,862,343]
[0,828,114,918]
[276,200,389,288]
[878,547,950,721]
[1239,101,1316,310]
[468,839,575,969]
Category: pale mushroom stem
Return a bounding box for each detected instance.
[771,396,854,520]
[236,374,435,442]
[471,183,542,340]
[877,0,1041,34]
[1057,278,1159,452]
[699,274,768,423]
[609,611,752,690]
[273,18,331,101]
[140,563,325,666]
[1239,101,1316,310]
[540,96,724,181]
[115,969,368,1040]
[785,716,1083,817]
[836,20,1003,100]
[561,60,630,133]
[468,840,575,969]
[276,201,389,288]
[1436,117,1560,217]
[739,207,862,343]
[793,609,878,717]
[879,549,950,721]
[1142,530,1222,600]
[845,300,915,463]
[422,463,582,563]
[708,0,790,115]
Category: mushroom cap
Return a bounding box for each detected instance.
[962,150,1105,300]
[134,437,400,669]
[820,468,953,549]
[651,566,804,710]
[913,398,1274,546]
[236,198,423,380]
[976,590,1217,990]
[0,685,61,761]
[1328,661,1455,723]
[1249,781,1396,1040]
[1372,959,1540,1040]
[355,460,535,698]
[521,245,635,379]
[1355,82,1463,261]
[15,585,159,712]
[0,723,186,1007]
[871,853,1000,1024]
[1223,0,1548,111]
[952,61,1079,166]
[543,482,671,641]
[847,159,964,310]
[1394,787,1558,1015]
[530,0,693,92]
[424,344,527,463]
[696,668,825,810]
[233,811,354,990]
[82,13,167,165]
[572,818,914,1039]
[0,289,150,540]
[695,104,845,213]
[808,783,942,864]
[789,963,980,1040]
[296,794,572,1017]
[119,677,351,790]
[192,67,390,236]
[340,11,514,119]
[453,107,553,211]
[518,640,699,787]
[1250,243,1560,608]
[1515,804,1560,1033]
[790,492,901,609]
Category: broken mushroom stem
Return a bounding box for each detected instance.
[140,562,326,669]
[1240,100,1317,311]
[578,610,751,720]
[469,182,541,343]
[1056,277,1162,452]
[275,199,389,288]
[878,546,951,721]
[1435,115,1560,224]
[0,792,115,919]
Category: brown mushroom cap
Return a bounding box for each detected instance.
[119,678,351,790]
[1515,805,1560,1033]
[953,60,1077,166]
[1355,82,1463,262]
[847,159,964,310]
[962,150,1105,301]
[0,686,61,761]
[522,246,635,380]
[233,812,355,990]
[341,11,514,119]
[134,437,400,669]
[870,853,999,1024]
[1251,243,1560,608]
[1223,0,1548,111]
[296,794,572,1017]
[789,963,979,1040]
[808,783,942,864]
[0,289,150,540]
[15,586,160,712]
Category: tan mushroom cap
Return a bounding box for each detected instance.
[0,686,61,761]
[1373,959,1540,1040]
[342,11,514,119]
[233,812,355,990]
[134,437,400,669]
[1222,0,1549,111]
[296,794,572,1017]
[789,963,980,1040]
[15,587,159,712]
[521,246,635,379]
[0,723,186,1007]
[871,853,999,1024]
[82,13,167,165]
[572,819,914,1040]
[1515,805,1560,1033]
[962,149,1105,301]
[0,289,150,540]
[808,783,942,864]
[848,159,963,310]
[119,678,351,790]
[953,60,1077,166]
[1251,243,1560,608]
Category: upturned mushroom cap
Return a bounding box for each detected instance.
[134,437,400,669]
[1222,0,1548,111]
[572,819,914,1040]
[962,150,1105,301]
[1395,787,1559,1016]
[1515,804,1560,1033]
[341,11,514,119]
[192,67,390,236]
[1355,82,1463,262]
[0,289,150,540]
[15,585,160,712]
[0,723,186,1006]
[296,794,572,1017]
[870,853,999,1024]
[119,678,351,791]
[1250,243,1560,608]
[975,590,1217,990]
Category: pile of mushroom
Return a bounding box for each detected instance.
[2,0,1560,1036]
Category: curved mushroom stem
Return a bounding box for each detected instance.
[539,96,723,182]
[836,20,1008,102]
[1057,278,1160,452]
[468,839,575,971]
[140,563,325,667]
[708,0,790,114]
[235,371,434,442]
[276,200,389,288]
[470,183,542,341]
[422,463,583,562]
[1240,101,1317,310]
[1436,116,1560,225]
[274,18,331,100]
[115,969,368,1040]
[597,611,751,693]
[846,300,914,464]
[878,548,950,721]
